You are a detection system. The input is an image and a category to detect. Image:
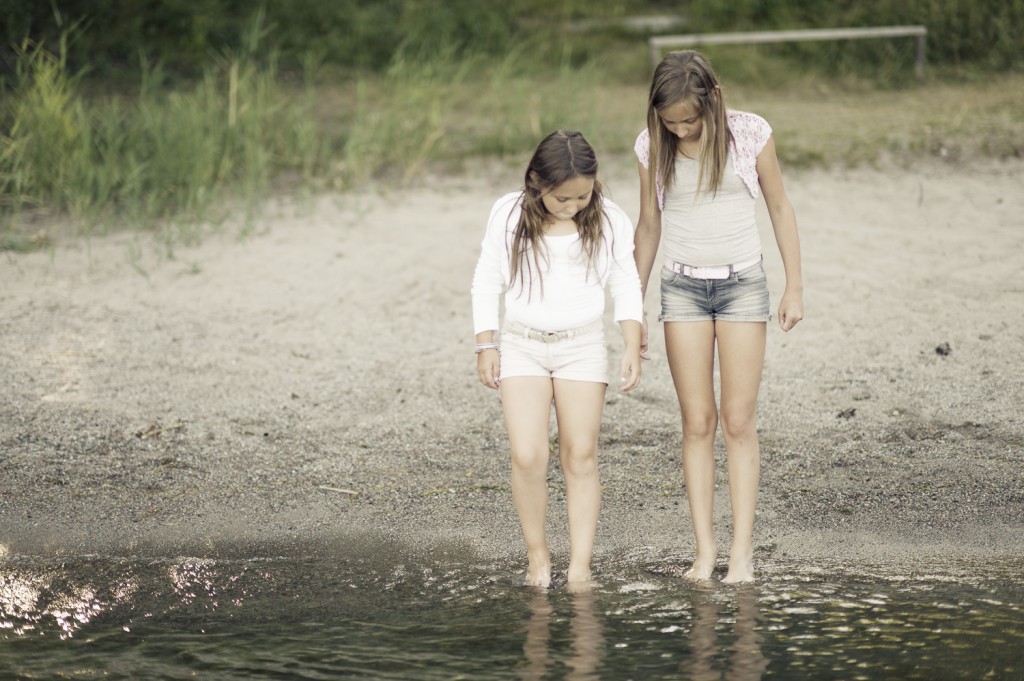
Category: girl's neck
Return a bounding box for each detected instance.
[543,216,578,237]
[677,138,700,159]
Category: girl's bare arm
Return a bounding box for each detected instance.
[634,160,663,301]
[634,161,664,357]
[756,137,804,332]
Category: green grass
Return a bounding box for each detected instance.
[1,18,330,244]
[731,71,1024,167]
[2,34,1022,253]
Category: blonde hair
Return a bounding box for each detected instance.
[509,129,607,299]
[645,50,731,204]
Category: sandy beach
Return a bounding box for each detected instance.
[2,155,1022,576]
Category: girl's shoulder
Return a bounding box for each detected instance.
[598,196,633,233]
[727,110,772,144]
[633,128,652,166]
[634,127,651,147]
[600,195,629,220]
[489,190,524,221]
[491,190,523,211]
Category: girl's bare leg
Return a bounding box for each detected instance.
[552,378,606,584]
[664,321,719,580]
[716,321,766,584]
[500,376,556,587]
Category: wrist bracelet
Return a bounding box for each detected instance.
[474,342,499,354]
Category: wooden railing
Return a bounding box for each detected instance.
[649,25,928,79]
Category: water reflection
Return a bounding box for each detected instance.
[680,587,767,681]
[520,587,605,681]
[520,590,554,679]
[567,589,605,680]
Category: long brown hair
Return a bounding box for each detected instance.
[645,50,731,204]
[509,129,606,298]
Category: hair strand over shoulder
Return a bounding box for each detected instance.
[645,50,731,202]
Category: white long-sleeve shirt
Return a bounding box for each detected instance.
[471,191,643,334]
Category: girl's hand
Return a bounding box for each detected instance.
[639,317,651,360]
[477,349,500,389]
[778,289,804,332]
[619,351,642,392]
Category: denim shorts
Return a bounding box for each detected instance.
[659,261,771,323]
[499,329,608,384]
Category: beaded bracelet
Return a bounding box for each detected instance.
[474,342,499,354]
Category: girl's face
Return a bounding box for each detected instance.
[659,99,703,143]
[540,175,595,221]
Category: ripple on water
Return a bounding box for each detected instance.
[0,550,1022,680]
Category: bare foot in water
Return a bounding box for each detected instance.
[566,562,591,582]
[682,553,717,582]
[722,548,755,584]
[566,566,594,593]
[566,576,595,594]
[523,563,552,588]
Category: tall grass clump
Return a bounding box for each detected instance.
[1,38,86,219]
[458,49,615,159]
[342,48,471,184]
[1,14,330,243]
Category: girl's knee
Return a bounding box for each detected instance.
[559,443,598,477]
[682,412,718,440]
[720,407,756,441]
[511,448,549,475]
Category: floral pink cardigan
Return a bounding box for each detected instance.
[634,109,773,210]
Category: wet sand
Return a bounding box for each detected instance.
[2,156,1022,577]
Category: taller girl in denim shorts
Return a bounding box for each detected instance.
[472,129,643,589]
[634,50,804,583]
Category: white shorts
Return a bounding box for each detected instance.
[499,328,608,384]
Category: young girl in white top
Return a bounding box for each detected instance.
[472,129,643,588]
[634,51,804,583]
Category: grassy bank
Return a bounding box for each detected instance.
[1,27,329,250]
[2,38,1023,251]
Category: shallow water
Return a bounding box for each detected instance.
[1,543,1022,680]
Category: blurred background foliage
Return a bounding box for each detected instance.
[3,0,1021,78]
[1,0,1022,246]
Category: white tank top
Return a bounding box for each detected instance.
[660,154,762,267]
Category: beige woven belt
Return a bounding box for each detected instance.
[503,319,603,343]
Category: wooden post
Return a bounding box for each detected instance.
[915,32,927,80]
